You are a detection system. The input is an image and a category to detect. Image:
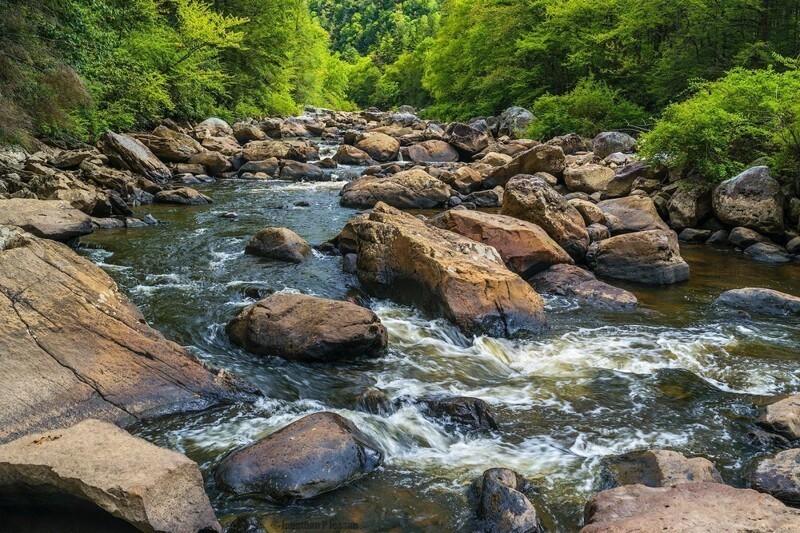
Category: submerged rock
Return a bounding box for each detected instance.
[587,230,690,285]
[0,419,220,533]
[751,449,800,505]
[501,175,589,261]
[582,482,800,532]
[428,210,573,277]
[601,449,722,489]
[340,169,453,209]
[419,396,498,431]
[346,202,546,337]
[215,412,383,501]
[760,395,800,441]
[712,166,784,234]
[745,242,792,264]
[0,227,255,443]
[0,199,93,241]
[528,264,638,312]
[226,293,387,362]
[245,227,311,263]
[473,468,542,533]
[715,288,800,317]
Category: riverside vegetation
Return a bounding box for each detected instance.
[1,1,800,533]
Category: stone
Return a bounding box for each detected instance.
[602,450,722,489]
[715,288,800,317]
[226,293,386,361]
[0,419,220,533]
[405,140,460,163]
[238,158,279,177]
[587,230,690,285]
[587,223,610,242]
[678,228,712,243]
[582,482,800,532]
[50,149,95,169]
[355,388,392,415]
[498,107,535,138]
[465,186,504,207]
[232,122,267,144]
[729,226,771,248]
[568,198,606,226]
[501,175,589,261]
[787,236,800,254]
[419,396,498,431]
[0,227,255,443]
[603,162,649,198]
[0,199,93,241]
[597,196,669,234]
[339,169,453,209]
[153,187,212,205]
[241,140,291,162]
[474,468,542,533]
[429,210,573,277]
[745,242,792,263]
[279,161,325,181]
[201,136,241,156]
[760,395,800,441]
[712,166,784,234]
[751,449,800,505]
[346,203,546,337]
[333,145,374,166]
[244,227,311,263]
[355,132,400,162]
[482,152,513,167]
[668,186,712,229]
[592,131,636,159]
[215,412,383,501]
[706,229,729,244]
[449,166,483,194]
[134,126,205,164]
[188,151,230,176]
[564,164,616,194]
[99,131,171,183]
[194,117,233,139]
[446,122,490,156]
[528,264,638,312]
[485,145,567,188]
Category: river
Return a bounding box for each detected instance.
[79,151,800,531]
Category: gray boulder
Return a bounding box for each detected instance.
[712,166,784,234]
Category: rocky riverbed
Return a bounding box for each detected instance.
[1,107,800,531]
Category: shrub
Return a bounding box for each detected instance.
[529,78,650,140]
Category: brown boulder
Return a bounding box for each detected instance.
[355,132,400,162]
[346,203,546,336]
[473,468,542,533]
[501,175,589,261]
[0,199,93,241]
[485,145,567,188]
[241,140,291,162]
[215,412,383,501]
[200,136,241,156]
[0,419,220,532]
[429,210,573,277]
[759,395,800,441]
[446,123,490,156]
[153,187,212,205]
[564,164,616,194]
[193,118,233,139]
[340,169,453,209]
[279,161,325,182]
[668,185,712,229]
[135,126,204,163]
[751,448,800,505]
[187,151,230,176]
[715,288,800,317]
[583,482,800,532]
[602,449,722,488]
[587,230,690,285]
[333,145,375,166]
[528,264,637,312]
[597,196,669,234]
[99,131,171,183]
[568,198,606,226]
[226,293,387,361]
[405,140,460,163]
[245,227,311,263]
[0,226,255,444]
[232,122,267,144]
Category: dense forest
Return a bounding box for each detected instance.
[2,0,800,181]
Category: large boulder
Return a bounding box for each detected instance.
[592,131,636,159]
[498,107,535,138]
[244,227,311,263]
[232,122,267,144]
[193,117,233,139]
[136,126,204,163]
[528,264,638,312]
[241,140,291,162]
[333,145,374,166]
[473,468,542,533]
[188,150,230,176]
[429,210,573,277]
[346,203,546,337]
[226,293,387,361]
[340,170,453,209]
[751,449,800,505]
[745,242,792,264]
[586,230,690,285]
[0,226,255,443]
[99,131,171,183]
[446,123,490,156]
[485,145,567,188]
[404,140,460,163]
[597,196,669,234]
[667,185,712,229]
[0,199,93,241]
[602,450,722,488]
[760,395,800,441]
[279,161,325,181]
[564,164,616,194]
[500,175,589,261]
[153,187,212,205]
[215,412,383,501]
[355,132,400,162]
[715,288,800,317]
[582,482,800,532]
[0,419,220,532]
[712,166,784,234]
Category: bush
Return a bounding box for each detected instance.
[640,68,800,182]
[529,78,650,140]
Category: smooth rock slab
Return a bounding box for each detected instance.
[587,230,690,285]
[340,169,454,209]
[715,288,800,317]
[528,264,637,312]
[752,449,800,505]
[601,449,722,489]
[0,199,93,241]
[0,419,220,533]
[245,227,311,263]
[226,293,387,361]
[215,412,383,501]
[582,482,800,532]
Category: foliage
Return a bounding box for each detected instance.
[640,68,800,182]
[528,78,651,140]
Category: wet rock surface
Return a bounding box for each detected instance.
[751,448,800,505]
[528,264,638,311]
[340,169,453,209]
[472,468,542,533]
[715,288,800,316]
[245,227,312,263]
[587,230,690,285]
[601,449,722,488]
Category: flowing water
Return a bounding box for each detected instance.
[79,151,800,531]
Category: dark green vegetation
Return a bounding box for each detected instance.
[2,0,800,182]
